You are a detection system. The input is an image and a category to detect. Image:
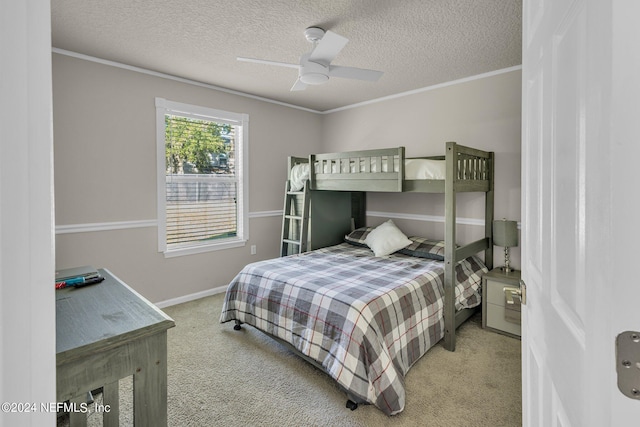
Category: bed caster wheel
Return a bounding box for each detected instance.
[233,321,242,331]
[346,400,358,411]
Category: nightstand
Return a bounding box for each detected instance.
[482,268,521,338]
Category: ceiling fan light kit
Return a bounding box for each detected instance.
[300,73,329,85]
[237,26,383,91]
[298,54,329,85]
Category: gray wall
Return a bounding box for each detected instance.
[53,54,521,303]
[53,53,322,303]
[321,70,522,268]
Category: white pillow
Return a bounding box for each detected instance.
[364,220,412,257]
[289,164,310,191]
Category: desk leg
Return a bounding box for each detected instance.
[133,333,168,427]
[103,380,119,427]
[68,394,88,427]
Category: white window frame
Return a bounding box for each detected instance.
[155,98,249,258]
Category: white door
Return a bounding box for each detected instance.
[522,0,640,425]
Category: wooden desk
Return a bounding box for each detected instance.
[56,268,175,427]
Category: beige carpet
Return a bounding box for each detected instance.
[59,293,522,426]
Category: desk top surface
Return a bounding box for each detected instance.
[56,268,175,364]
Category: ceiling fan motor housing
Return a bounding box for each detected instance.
[304,27,326,43]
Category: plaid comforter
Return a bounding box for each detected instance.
[220,243,487,415]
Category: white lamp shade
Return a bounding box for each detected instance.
[493,220,518,247]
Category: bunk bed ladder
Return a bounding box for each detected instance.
[280,180,310,257]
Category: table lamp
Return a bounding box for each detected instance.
[493,219,518,273]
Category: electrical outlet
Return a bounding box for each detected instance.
[250,245,257,255]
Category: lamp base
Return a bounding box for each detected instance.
[501,247,513,274]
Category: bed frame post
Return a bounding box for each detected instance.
[308,154,316,189]
[443,141,457,352]
[485,152,495,270]
[397,146,405,191]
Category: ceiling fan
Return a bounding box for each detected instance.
[237,27,384,91]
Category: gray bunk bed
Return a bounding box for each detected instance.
[285,141,495,352]
[221,141,494,414]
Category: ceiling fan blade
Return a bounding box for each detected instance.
[308,30,348,65]
[329,65,384,82]
[290,78,308,91]
[237,57,299,69]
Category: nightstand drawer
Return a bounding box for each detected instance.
[482,269,522,338]
[487,280,510,307]
[487,280,520,306]
[486,302,521,337]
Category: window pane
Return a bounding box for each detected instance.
[165,115,236,177]
[164,113,239,248]
[166,176,237,246]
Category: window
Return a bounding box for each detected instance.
[155,98,249,257]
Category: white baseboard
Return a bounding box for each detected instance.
[155,285,228,308]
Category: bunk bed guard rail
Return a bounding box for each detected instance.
[288,143,492,194]
[309,147,404,192]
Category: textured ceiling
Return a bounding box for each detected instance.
[51,0,522,112]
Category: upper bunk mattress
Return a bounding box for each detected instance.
[290,158,445,191]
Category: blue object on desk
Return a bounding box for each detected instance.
[56,275,104,289]
[75,276,105,287]
[65,277,86,286]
